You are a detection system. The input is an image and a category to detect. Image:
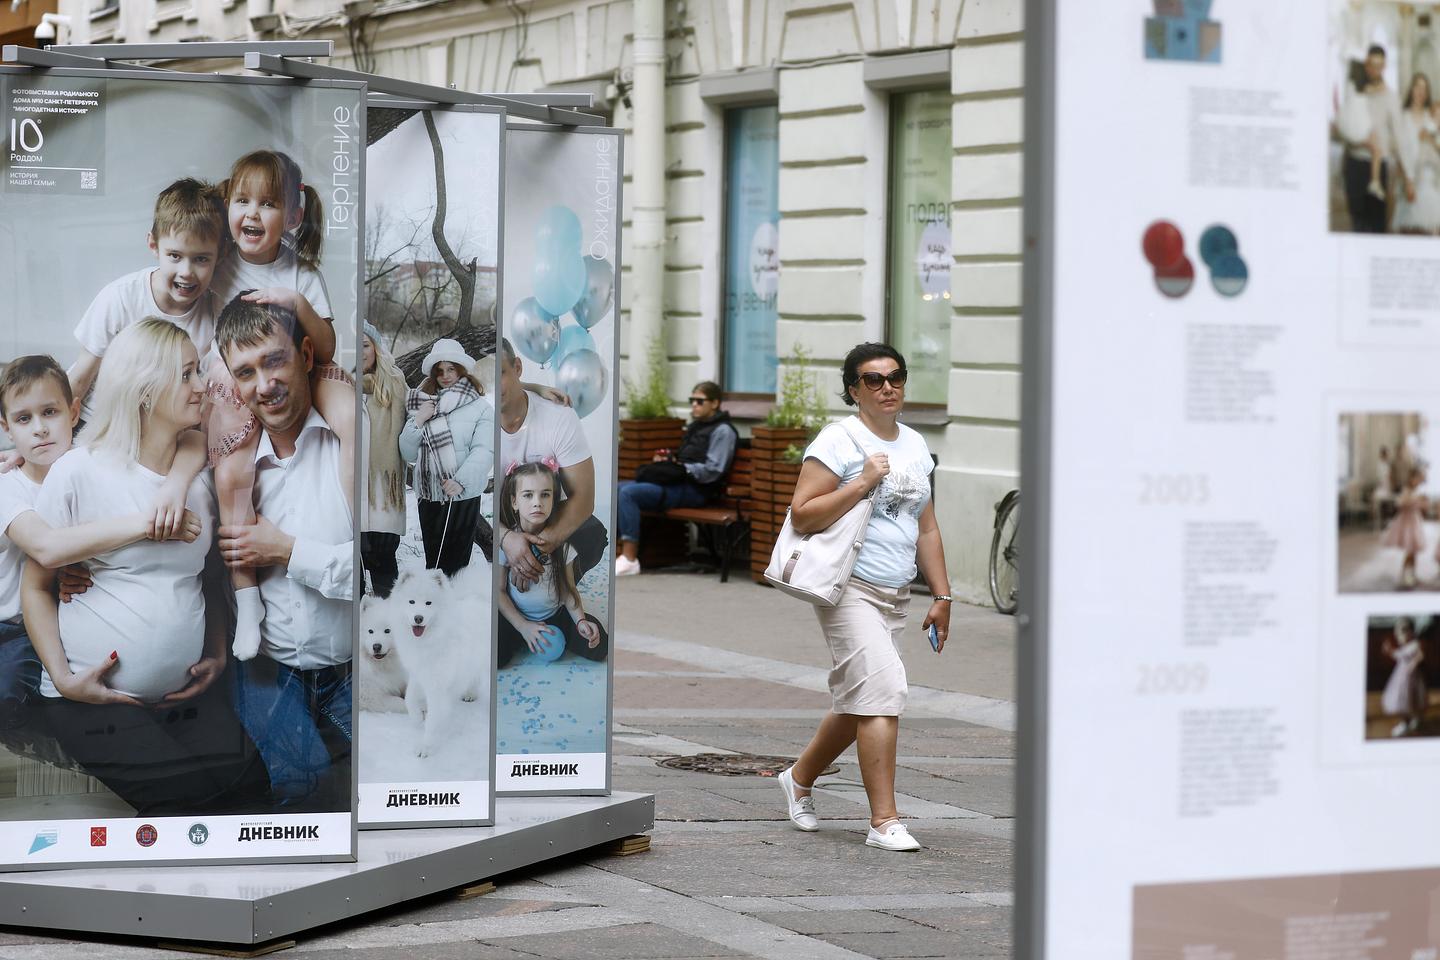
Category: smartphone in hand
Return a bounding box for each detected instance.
[927,623,940,653]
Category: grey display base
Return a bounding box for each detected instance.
[0,792,653,947]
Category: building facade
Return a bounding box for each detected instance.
[56,0,1024,603]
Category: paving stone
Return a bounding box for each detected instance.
[480,921,745,958]
[750,910,935,935]
[814,929,998,958]
[884,905,1013,939]
[375,893,592,927]
[297,944,541,960]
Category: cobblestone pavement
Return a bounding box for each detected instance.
[0,572,1016,960]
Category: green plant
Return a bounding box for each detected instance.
[780,443,805,465]
[623,337,673,419]
[765,344,829,436]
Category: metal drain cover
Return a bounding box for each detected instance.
[656,754,840,778]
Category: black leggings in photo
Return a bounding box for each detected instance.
[39,682,273,817]
[498,606,610,668]
[418,496,482,577]
[361,531,401,598]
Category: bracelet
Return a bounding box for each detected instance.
[932,595,952,603]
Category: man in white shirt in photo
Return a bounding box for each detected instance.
[215,295,354,810]
[496,337,609,592]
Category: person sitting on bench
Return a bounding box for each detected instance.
[615,381,738,576]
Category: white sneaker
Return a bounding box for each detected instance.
[865,820,920,851]
[777,767,818,831]
[1392,719,1409,737]
[615,555,641,577]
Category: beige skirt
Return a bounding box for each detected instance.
[814,577,910,716]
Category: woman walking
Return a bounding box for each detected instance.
[777,343,950,851]
[360,323,408,597]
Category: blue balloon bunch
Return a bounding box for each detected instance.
[508,205,615,419]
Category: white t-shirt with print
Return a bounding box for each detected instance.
[73,268,219,419]
[804,416,934,588]
[211,246,333,320]
[500,395,591,474]
[35,447,215,701]
[0,469,41,621]
[497,542,578,621]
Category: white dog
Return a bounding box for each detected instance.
[358,592,408,714]
[387,566,490,758]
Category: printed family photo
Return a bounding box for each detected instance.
[496,127,621,790]
[1329,0,1440,235]
[359,106,499,823]
[0,73,362,864]
[1335,411,1440,592]
[1364,614,1439,739]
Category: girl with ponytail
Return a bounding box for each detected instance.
[207,149,356,662]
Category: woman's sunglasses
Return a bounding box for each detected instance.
[688,396,713,405]
[857,370,908,390]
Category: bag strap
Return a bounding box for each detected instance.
[838,420,880,501]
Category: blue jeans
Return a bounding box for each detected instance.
[231,657,351,811]
[617,481,707,543]
[0,620,39,731]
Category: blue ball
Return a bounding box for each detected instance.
[534,624,566,662]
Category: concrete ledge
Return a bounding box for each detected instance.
[698,67,780,105]
[863,48,951,90]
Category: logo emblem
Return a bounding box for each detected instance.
[28,829,57,854]
[90,826,106,847]
[187,823,209,846]
[135,824,158,847]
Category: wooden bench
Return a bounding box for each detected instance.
[639,443,752,582]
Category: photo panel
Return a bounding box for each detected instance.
[358,103,500,827]
[0,68,364,868]
[496,124,621,794]
[1362,613,1439,742]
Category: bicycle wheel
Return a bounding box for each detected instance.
[989,494,1020,615]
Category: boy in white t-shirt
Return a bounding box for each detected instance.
[0,356,202,733]
[67,178,225,417]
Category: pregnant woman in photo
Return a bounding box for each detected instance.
[22,319,271,815]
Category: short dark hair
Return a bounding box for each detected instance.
[0,355,72,419]
[692,381,721,402]
[215,291,305,361]
[1369,44,1387,60]
[839,342,906,406]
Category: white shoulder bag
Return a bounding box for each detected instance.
[764,424,876,607]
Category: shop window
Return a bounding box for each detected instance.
[721,104,780,395]
[886,90,952,407]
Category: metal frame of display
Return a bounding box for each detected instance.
[0,60,367,872]
[0,47,650,945]
[0,793,653,946]
[356,95,506,831]
[494,119,624,798]
[1015,0,1058,956]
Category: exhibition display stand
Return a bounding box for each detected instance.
[0,793,653,947]
[0,39,647,946]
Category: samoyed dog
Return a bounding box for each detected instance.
[358,592,408,714]
[387,565,491,758]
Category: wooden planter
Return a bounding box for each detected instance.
[618,417,688,568]
[747,426,809,583]
[618,417,684,481]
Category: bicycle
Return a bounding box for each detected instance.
[988,490,1019,615]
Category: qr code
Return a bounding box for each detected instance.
[80,170,97,190]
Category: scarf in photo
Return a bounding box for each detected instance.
[406,379,482,501]
[364,369,407,514]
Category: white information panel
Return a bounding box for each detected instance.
[1024,0,1440,955]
